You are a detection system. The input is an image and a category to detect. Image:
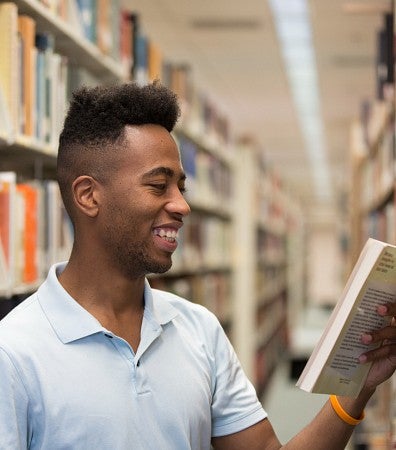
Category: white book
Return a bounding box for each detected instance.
[297,238,396,397]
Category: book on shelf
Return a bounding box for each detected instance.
[0,174,73,296]
[76,0,96,43]
[44,181,73,268]
[35,32,68,149]
[0,2,19,136]
[133,33,148,85]
[18,14,37,137]
[96,0,111,55]
[0,86,12,143]
[0,172,16,294]
[15,183,39,285]
[119,10,134,76]
[148,40,162,82]
[297,238,396,397]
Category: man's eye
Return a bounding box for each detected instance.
[179,186,187,195]
[150,184,167,191]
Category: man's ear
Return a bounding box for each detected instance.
[71,175,100,218]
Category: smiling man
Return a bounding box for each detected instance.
[0,82,395,450]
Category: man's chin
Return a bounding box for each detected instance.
[148,259,172,275]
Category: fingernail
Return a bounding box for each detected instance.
[359,354,367,363]
[361,333,373,344]
[378,305,388,315]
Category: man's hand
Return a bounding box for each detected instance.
[360,302,396,390]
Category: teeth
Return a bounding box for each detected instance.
[154,228,178,241]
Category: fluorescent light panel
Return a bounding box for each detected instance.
[269,0,332,201]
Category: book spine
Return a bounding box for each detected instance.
[18,14,37,137]
[0,3,19,136]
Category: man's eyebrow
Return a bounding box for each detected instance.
[142,167,186,181]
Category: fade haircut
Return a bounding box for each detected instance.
[57,81,180,221]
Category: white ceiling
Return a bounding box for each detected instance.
[121,0,392,223]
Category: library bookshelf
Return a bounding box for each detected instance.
[231,138,303,394]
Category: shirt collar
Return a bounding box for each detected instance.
[37,263,179,344]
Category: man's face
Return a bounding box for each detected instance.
[98,124,191,279]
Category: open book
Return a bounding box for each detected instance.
[296,238,396,397]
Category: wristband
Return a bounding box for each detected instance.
[330,395,365,426]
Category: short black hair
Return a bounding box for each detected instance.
[57,81,180,220]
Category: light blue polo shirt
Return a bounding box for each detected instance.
[0,263,267,449]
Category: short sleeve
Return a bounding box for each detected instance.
[210,319,267,437]
[0,347,29,449]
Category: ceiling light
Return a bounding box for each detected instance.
[269,0,333,201]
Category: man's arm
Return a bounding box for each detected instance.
[213,303,396,450]
[212,394,367,450]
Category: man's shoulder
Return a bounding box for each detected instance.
[0,292,38,324]
[0,292,41,344]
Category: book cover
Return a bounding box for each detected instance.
[296,238,396,397]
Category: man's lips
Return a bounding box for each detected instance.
[152,224,182,252]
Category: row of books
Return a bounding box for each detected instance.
[0,172,72,297]
[254,317,288,396]
[169,212,232,274]
[255,169,290,235]
[256,229,287,307]
[359,118,394,212]
[362,200,396,246]
[149,271,232,326]
[256,229,287,267]
[33,0,122,64]
[177,133,232,214]
[256,266,287,308]
[0,2,77,150]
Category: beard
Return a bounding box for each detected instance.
[110,238,173,279]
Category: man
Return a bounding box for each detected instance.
[0,81,395,449]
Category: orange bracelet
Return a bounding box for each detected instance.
[330,395,365,426]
